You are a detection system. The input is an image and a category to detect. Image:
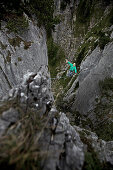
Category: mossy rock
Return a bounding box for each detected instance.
[6,50,11,63]
[6,15,29,34]
[0,42,7,50]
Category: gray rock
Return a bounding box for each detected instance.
[1,108,19,123]
[0,119,10,136]
[53,0,81,59]
[0,17,48,99]
[74,126,113,165]
[71,43,113,115]
[42,112,84,170]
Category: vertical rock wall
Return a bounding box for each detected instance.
[0,18,48,99]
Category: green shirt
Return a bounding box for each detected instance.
[68,61,77,73]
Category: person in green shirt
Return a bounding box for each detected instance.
[66,59,77,77]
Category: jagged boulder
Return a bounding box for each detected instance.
[0,71,53,137]
[41,110,84,170]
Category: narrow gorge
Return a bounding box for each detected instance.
[0,0,113,170]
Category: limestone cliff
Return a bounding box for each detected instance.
[0,0,113,169]
[0,17,48,99]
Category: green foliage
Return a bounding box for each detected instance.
[47,38,65,77]
[8,36,32,50]
[84,152,102,170]
[6,50,11,63]
[0,100,48,170]
[98,31,110,49]
[6,15,29,33]
[92,77,113,141]
[8,37,22,47]
[99,78,113,91]
[0,0,58,36]
[0,42,7,50]
[76,0,93,23]
[0,0,23,23]
[60,0,70,11]
[28,0,56,37]
[76,47,86,67]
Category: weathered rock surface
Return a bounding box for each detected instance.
[64,43,113,115]
[0,71,53,137]
[75,126,113,166]
[0,72,113,169]
[0,17,48,99]
[53,0,80,59]
[41,110,84,170]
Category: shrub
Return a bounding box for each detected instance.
[0,0,58,37]
[99,77,113,91]
[6,15,29,33]
[76,47,86,67]
[60,0,70,11]
[98,31,110,50]
[76,0,93,23]
[47,38,65,77]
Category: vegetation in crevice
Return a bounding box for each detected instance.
[79,129,113,170]
[8,36,32,50]
[74,1,113,66]
[79,133,103,170]
[6,50,11,63]
[60,0,71,11]
[0,99,49,170]
[47,38,65,78]
[0,41,7,50]
[6,14,29,33]
[0,0,59,37]
[92,78,113,141]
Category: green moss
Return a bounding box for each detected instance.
[60,0,70,11]
[18,57,22,62]
[79,133,103,170]
[83,129,91,136]
[6,15,29,33]
[47,38,65,77]
[6,50,11,63]
[98,32,110,49]
[76,0,93,23]
[83,152,103,170]
[99,78,113,91]
[92,77,113,141]
[24,41,32,50]
[8,37,22,48]
[0,42,7,50]
[76,46,86,67]
[8,37,32,50]
[0,99,48,170]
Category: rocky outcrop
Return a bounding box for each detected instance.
[74,126,113,166]
[0,17,48,99]
[0,72,113,170]
[53,0,80,60]
[41,110,84,170]
[0,71,85,170]
[64,42,113,115]
[0,70,53,137]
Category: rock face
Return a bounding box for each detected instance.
[53,0,113,117]
[41,110,84,170]
[0,72,113,169]
[0,71,53,137]
[53,0,80,59]
[74,126,113,166]
[0,17,48,99]
[66,43,113,115]
[0,72,85,170]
